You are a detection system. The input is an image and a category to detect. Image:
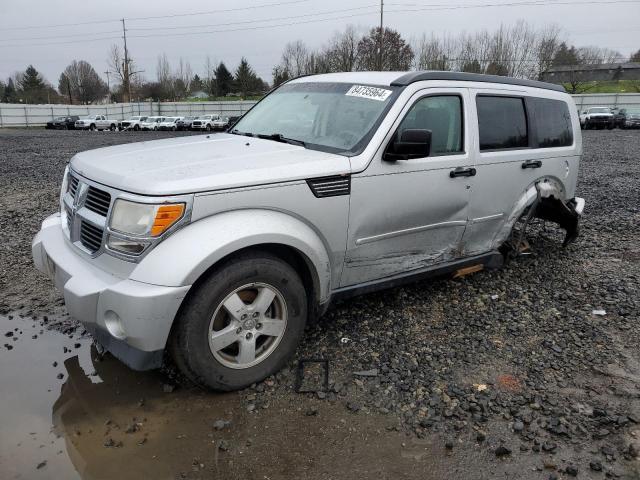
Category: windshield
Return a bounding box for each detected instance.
[590,107,610,113]
[627,109,640,114]
[231,82,399,154]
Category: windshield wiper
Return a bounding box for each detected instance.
[229,129,254,137]
[256,133,306,147]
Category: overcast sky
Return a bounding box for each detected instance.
[1,0,638,87]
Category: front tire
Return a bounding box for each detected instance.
[170,251,307,391]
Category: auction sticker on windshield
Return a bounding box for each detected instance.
[346,85,392,101]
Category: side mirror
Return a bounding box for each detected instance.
[383,129,432,161]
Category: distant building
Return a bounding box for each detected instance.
[189,90,209,100]
[541,63,640,83]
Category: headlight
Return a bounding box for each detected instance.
[109,199,185,237]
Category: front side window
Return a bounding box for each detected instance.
[231,82,399,155]
[529,97,573,148]
[477,96,528,151]
[395,95,463,156]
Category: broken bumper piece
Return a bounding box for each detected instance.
[535,195,585,247]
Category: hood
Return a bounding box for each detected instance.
[70,133,350,196]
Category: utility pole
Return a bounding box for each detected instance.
[378,0,384,70]
[121,18,131,103]
[104,71,112,103]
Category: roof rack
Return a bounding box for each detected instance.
[391,71,566,92]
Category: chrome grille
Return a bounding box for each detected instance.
[68,175,79,198]
[85,186,111,217]
[79,221,104,253]
[63,171,115,256]
[65,205,73,232]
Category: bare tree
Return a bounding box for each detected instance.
[58,60,108,104]
[107,44,140,101]
[356,27,414,71]
[156,53,173,99]
[280,40,311,78]
[535,25,562,80]
[323,25,361,72]
[577,46,625,65]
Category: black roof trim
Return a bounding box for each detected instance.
[391,71,566,92]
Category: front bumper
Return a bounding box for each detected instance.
[32,214,190,370]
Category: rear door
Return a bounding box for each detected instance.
[462,90,577,255]
[342,88,474,286]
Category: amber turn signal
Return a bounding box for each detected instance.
[151,204,185,236]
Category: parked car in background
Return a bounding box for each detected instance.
[140,116,163,130]
[46,116,80,130]
[211,116,230,131]
[176,116,197,131]
[613,108,640,129]
[191,114,220,131]
[579,107,614,129]
[119,116,148,131]
[33,71,584,391]
[75,115,118,131]
[157,117,183,131]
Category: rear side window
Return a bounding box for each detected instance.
[528,98,573,148]
[477,96,528,151]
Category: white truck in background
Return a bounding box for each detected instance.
[75,115,118,131]
[119,116,148,131]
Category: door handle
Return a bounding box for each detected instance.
[449,167,476,178]
[522,160,542,169]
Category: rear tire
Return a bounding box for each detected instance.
[170,251,307,391]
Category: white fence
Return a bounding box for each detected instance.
[1,93,640,127]
[0,101,258,127]
[571,93,640,112]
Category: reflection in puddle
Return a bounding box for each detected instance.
[1,313,453,480]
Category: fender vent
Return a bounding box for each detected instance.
[307,175,351,198]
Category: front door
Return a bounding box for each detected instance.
[342,88,474,287]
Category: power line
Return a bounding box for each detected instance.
[0,0,637,48]
[4,30,122,43]
[126,5,377,32]
[125,0,310,22]
[0,0,311,32]
[385,0,640,11]
[2,0,636,44]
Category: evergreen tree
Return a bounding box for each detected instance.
[20,65,49,103]
[3,78,18,103]
[233,58,264,95]
[190,74,204,93]
[552,42,580,67]
[631,49,640,63]
[272,66,290,88]
[214,62,234,97]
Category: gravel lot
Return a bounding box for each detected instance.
[0,128,639,479]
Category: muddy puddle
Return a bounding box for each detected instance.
[0,313,554,480]
[1,307,637,480]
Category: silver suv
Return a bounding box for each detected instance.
[33,71,584,390]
